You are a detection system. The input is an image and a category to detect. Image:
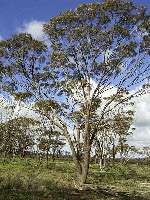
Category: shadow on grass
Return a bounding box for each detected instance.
[96,187,150,200]
[0,183,150,200]
[0,186,97,200]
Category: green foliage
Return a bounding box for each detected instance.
[0,33,47,94]
[37,127,65,157]
[35,99,61,113]
[0,117,39,158]
[12,92,33,101]
[143,146,150,157]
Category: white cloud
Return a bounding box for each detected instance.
[96,85,118,116]
[0,94,40,121]
[17,20,45,41]
[134,98,150,128]
[0,35,3,41]
[127,91,150,149]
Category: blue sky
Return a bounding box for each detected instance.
[0,0,150,40]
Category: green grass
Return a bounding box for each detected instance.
[0,157,150,199]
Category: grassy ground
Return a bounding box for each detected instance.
[0,157,150,200]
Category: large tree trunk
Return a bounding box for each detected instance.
[73,155,82,177]
[70,147,91,186]
[12,148,16,161]
[112,140,115,166]
[64,125,91,186]
[73,147,91,186]
[46,149,49,168]
[77,108,91,186]
[79,148,90,185]
[120,142,123,164]
[3,151,6,164]
[99,156,103,170]
[64,129,82,178]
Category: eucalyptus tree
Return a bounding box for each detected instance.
[93,96,135,168]
[143,146,150,157]
[38,127,65,167]
[111,106,135,163]
[13,117,38,158]
[0,117,38,161]
[93,118,112,170]
[0,0,150,185]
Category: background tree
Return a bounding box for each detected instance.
[0,0,150,185]
[93,118,111,170]
[0,117,38,162]
[37,127,65,167]
[112,107,135,163]
[143,146,150,157]
[122,144,142,160]
[94,92,135,168]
